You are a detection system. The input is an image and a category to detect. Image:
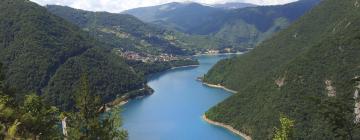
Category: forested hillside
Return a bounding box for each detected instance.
[46,5,189,55]
[211,0,320,48]
[0,0,145,110]
[0,62,128,139]
[123,2,224,33]
[204,0,360,139]
[125,0,320,49]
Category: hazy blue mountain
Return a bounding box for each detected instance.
[211,2,257,9]
[210,0,321,47]
[47,5,243,53]
[125,0,320,48]
[123,2,224,33]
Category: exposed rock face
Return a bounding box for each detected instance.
[354,80,360,123]
[355,0,359,8]
[325,80,336,97]
[275,77,286,88]
[293,32,298,39]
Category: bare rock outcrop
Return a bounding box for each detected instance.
[325,80,336,97]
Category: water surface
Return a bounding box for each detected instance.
[122,55,243,140]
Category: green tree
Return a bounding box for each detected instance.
[0,63,61,139]
[5,119,20,140]
[19,93,60,139]
[0,95,15,139]
[67,74,128,139]
[273,114,295,140]
[318,96,358,140]
[0,63,3,91]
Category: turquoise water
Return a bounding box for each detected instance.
[122,55,243,140]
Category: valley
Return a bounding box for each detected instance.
[122,55,243,140]
[1,0,359,139]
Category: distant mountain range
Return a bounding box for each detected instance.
[124,0,321,49]
[123,2,224,33]
[210,2,257,9]
[46,5,241,54]
[46,5,190,55]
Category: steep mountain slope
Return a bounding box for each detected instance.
[204,0,360,139]
[0,0,145,110]
[125,0,320,49]
[47,5,240,53]
[123,2,224,33]
[46,5,189,55]
[212,0,321,47]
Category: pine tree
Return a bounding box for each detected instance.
[67,74,128,139]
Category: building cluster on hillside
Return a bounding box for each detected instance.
[199,48,238,55]
[114,49,191,63]
[204,49,220,54]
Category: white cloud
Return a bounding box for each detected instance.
[30,0,298,13]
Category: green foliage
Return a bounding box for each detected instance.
[5,119,20,140]
[43,47,144,110]
[46,5,191,55]
[0,63,3,89]
[127,59,199,76]
[0,0,145,110]
[66,74,127,139]
[125,0,319,49]
[0,64,129,139]
[19,93,60,138]
[0,88,61,139]
[167,31,234,51]
[0,1,134,138]
[317,96,358,139]
[273,114,295,140]
[123,2,224,32]
[100,107,128,140]
[204,0,360,139]
[46,2,317,52]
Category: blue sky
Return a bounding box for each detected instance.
[30,0,298,13]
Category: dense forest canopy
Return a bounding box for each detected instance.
[124,0,320,49]
[204,0,360,139]
[0,0,145,110]
[47,5,191,55]
[0,63,127,139]
[2,0,360,139]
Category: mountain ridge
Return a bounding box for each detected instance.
[46,5,191,55]
[0,0,146,110]
[203,0,360,139]
[210,2,257,10]
[124,0,320,49]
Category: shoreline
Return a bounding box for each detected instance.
[105,87,154,111]
[202,82,238,94]
[193,52,244,57]
[105,97,130,112]
[171,65,199,70]
[202,115,252,140]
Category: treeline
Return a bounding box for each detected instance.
[0,64,127,139]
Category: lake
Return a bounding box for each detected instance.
[122,54,243,140]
